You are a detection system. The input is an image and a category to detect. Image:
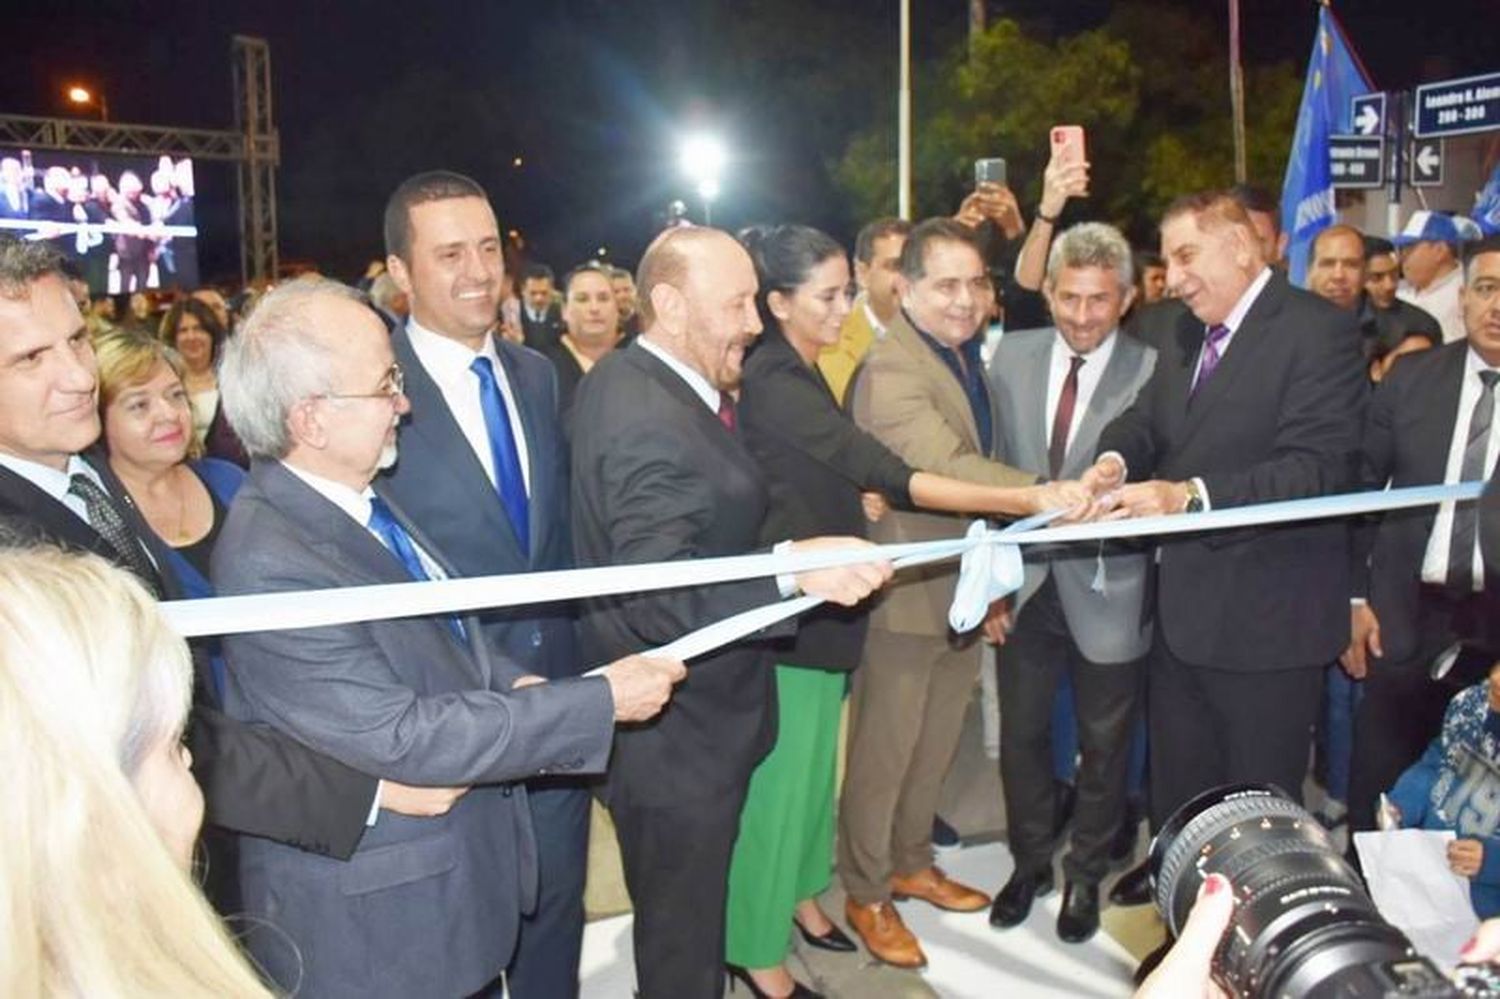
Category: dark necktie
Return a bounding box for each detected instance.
[470,356,530,556]
[717,393,737,434]
[367,496,466,644]
[1191,323,1232,397]
[67,473,162,598]
[1447,369,1499,592]
[1048,354,1086,478]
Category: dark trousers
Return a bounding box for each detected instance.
[999,578,1143,884]
[611,784,749,999]
[1347,589,1477,834]
[507,780,590,999]
[1147,634,1323,830]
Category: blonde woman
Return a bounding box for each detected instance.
[0,546,270,996]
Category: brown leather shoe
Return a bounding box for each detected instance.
[844,899,927,969]
[889,865,992,912]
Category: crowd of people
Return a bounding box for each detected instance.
[0,133,1497,999]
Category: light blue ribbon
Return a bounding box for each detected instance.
[161,482,1489,669]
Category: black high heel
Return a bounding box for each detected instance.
[725,963,824,998]
[793,917,857,953]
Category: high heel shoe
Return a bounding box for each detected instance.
[793,917,856,953]
[725,963,824,998]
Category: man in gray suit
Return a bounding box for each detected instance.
[987,223,1155,944]
[212,276,685,999]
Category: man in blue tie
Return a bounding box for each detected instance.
[376,170,592,998]
[212,275,685,998]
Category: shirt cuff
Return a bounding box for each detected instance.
[774,540,799,599]
[1192,477,1211,512]
[1350,597,1369,606]
[367,780,383,827]
[1097,450,1128,482]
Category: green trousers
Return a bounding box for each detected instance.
[724,663,845,967]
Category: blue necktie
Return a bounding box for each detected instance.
[470,356,530,556]
[367,495,466,644]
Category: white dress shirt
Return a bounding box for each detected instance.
[1420,347,1500,589]
[0,451,107,524]
[405,318,531,495]
[1044,329,1119,457]
[1399,265,1465,345]
[638,334,722,413]
[1189,266,1273,388]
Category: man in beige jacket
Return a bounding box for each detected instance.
[838,218,1115,967]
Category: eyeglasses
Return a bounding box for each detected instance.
[315,363,405,403]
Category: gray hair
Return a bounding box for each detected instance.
[219,276,365,459]
[1045,222,1134,291]
[368,272,401,312]
[0,236,63,299]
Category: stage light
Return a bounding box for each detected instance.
[513,156,524,168]
[65,84,108,121]
[679,132,727,225]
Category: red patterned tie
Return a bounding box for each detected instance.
[1048,355,1085,478]
[717,394,737,433]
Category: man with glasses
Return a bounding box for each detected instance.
[211,275,685,999]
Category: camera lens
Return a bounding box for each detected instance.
[1150,784,1435,998]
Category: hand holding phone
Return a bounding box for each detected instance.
[1050,126,1086,166]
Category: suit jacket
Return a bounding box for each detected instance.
[0,454,375,858]
[991,328,1155,663]
[1353,342,1489,662]
[214,460,613,999]
[817,299,877,405]
[740,327,913,671]
[521,304,565,353]
[382,327,579,680]
[1098,272,1367,671]
[571,341,790,808]
[849,311,1036,638]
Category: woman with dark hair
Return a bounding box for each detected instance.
[724,224,1084,996]
[159,296,247,466]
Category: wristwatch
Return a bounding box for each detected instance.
[1182,480,1204,514]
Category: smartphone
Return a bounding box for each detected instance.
[1050,125,1086,166]
[974,157,1007,187]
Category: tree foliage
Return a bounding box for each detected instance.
[834,4,1302,243]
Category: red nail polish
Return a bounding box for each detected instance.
[1204,874,1226,896]
[1460,936,1478,958]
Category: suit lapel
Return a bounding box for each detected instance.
[1416,345,1472,483]
[392,328,525,564]
[889,317,981,452]
[494,342,548,561]
[1014,334,1051,473]
[0,463,110,556]
[1066,334,1141,478]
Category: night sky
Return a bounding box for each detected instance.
[2,0,1491,287]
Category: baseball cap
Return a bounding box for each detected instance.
[1391,210,1483,247]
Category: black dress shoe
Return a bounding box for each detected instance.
[988,867,1054,928]
[1057,881,1100,943]
[794,918,856,953]
[1108,860,1153,907]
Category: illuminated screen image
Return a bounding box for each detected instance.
[0,148,199,293]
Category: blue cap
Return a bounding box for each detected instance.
[1392,210,1483,247]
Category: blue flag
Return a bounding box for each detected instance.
[1279,7,1373,285]
[1474,161,1500,237]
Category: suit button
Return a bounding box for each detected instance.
[530,629,543,648]
[501,785,514,797]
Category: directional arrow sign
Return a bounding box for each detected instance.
[1415,71,1500,138]
[1411,139,1444,187]
[1330,135,1385,189]
[1352,93,1386,136]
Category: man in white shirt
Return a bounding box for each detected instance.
[212,275,684,999]
[1396,210,1483,344]
[1344,235,1500,835]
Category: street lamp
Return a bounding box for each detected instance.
[678,133,726,226]
[66,84,108,122]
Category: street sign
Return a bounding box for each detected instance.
[1410,139,1444,187]
[1330,135,1385,189]
[1351,93,1386,136]
[1414,71,1500,138]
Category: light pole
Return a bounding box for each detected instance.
[679,133,727,226]
[66,85,108,122]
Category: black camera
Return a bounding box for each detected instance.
[1149,784,1500,998]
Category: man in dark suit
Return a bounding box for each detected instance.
[1344,235,1500,833]
[519,262,565,351]
[1097,190,1366,839]
[571,225,890,999]
[378,169,594,998]
[213,275,684,999]
[987,222,1156,943]
[0,235,379,886]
